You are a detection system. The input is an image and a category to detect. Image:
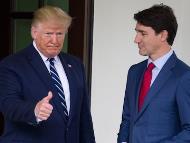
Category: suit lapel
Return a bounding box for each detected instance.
[135,54,177,122]
[134,61,148,117]
[58,54,76,124]
[25,45,52,92]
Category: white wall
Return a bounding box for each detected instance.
[91,0,190,143]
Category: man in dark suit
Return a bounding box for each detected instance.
[118,4,190,143]
[0,5,95,143]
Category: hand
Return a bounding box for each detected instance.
[34,91,53,121]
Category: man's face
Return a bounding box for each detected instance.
[31,20,67,58]
[134,23,163,60]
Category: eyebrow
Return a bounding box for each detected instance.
[135,28,148,34]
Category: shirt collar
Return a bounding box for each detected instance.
[148,49,173,70]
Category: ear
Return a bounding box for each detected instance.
[31,26,37,39]
[160,30,168,42]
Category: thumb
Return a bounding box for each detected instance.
[43,91,53,102]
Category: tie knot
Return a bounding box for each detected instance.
[49,58,55,65]
[147,63,155,71]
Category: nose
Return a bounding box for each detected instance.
[51,34,59,44]
[134,33,141,44]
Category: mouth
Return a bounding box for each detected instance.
[48,46,59,49]
[138,44,143,49]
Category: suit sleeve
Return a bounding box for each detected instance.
[117,66,134,143]
[162,71,190,143]
[0,64,38,125]
[79,62,96,143]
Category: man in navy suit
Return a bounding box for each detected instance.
[0,6,95,143]
[118,4,190,143]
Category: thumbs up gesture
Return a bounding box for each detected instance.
[34,91,53,121]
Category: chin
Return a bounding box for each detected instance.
[46,53,58,58]
[139,52,147,56]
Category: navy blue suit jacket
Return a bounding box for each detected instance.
[118,53,190,143]
[0,44,95,143]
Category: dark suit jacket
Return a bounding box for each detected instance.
[118,53,190,143]
[0,44,95,143]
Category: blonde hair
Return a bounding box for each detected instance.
[32,5,72,29]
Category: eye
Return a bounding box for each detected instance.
[141,32,147,36]
[44,32,53,37]
[56,32,64,37]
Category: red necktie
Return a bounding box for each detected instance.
[138,63,155,111]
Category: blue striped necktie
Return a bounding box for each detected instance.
[49,58,69,119]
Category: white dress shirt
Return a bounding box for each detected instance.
[148,49,173,86]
